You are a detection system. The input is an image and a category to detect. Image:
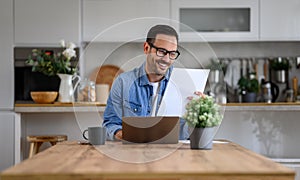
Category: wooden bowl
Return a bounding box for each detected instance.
[30,91,58,104]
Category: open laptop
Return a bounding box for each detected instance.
[122,116,179,144]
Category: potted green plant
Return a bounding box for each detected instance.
[237,73,259,102]
[270,57,290,83]
[183,95,223,149]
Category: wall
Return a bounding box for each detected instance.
[83,41,300,77]
[216,110,300,158]
[83,41,300,103]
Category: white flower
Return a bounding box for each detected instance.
[62,48,76,60]
[32,49,38,56]
[66,42,76,50]
[59,40,65,47]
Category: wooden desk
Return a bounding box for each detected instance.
[1,141,295,180]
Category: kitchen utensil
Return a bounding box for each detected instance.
[261,83,272,103]
[261,79,279,103]
[296,57,300,69]
[292,76,298,97]
[275,70,286,83]
[252,58,258,79]
[213,82,227,104]
[224,59,240,90]
[240,59,244,77]
[209,70,221,83]
[263,59,269,81]
[30,91,58,104]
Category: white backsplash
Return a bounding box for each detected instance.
[83,41,300,79]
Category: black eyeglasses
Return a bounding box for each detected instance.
[148,43,180,60]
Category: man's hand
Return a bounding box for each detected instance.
[114,130,123,140]
[187,91,206,100]
[194,91,205,97]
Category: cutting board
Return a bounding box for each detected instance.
[89,65,124,90]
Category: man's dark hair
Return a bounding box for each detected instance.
[146,25,179,44]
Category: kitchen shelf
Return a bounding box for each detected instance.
[223,102,300,111]
[14,102,106,113]
[15,102,300,113]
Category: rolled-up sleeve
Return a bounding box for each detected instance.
[103,77,123,141]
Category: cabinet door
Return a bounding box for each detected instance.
[0,0,14,109]
[171,0,259,42]
[83,0,171,42]
[0,112,15,171]
[260,0,300,40]
[14,0,81,45]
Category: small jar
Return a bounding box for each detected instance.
[286,89,294,102]
[76,78,96,102]
[296,95,300,103]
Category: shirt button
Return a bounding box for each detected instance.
[134,108,137,112]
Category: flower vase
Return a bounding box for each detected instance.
[57,73,81,103]
[189,127,216,150]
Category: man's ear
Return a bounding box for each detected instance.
[143,42,150,54]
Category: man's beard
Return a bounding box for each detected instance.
[154,60,170,76]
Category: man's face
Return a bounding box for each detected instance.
[144,34,178,81]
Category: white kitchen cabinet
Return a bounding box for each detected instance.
[83,0,171,42]
[260,0,300,41]
[14,0,81,45]
[0,1,15,171]
[0,0,14,110]
[171,0,259,42]
[0,112,15,171]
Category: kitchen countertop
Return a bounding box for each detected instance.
[14,102,300,113]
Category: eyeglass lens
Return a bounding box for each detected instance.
[149,43,179,60]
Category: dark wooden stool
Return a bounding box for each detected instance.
[27,135,68,158]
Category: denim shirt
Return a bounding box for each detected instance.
[103,63,189,140]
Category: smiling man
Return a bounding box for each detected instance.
[103,24,188,141]
[145,33,179,81]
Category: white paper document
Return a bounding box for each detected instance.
[157,68,209,117]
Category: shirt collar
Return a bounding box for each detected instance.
[138,62,173,86]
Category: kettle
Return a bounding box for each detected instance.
[261,79,279,103]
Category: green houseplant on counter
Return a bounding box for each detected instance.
[183,95,223,149]
[238,73,259,102]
